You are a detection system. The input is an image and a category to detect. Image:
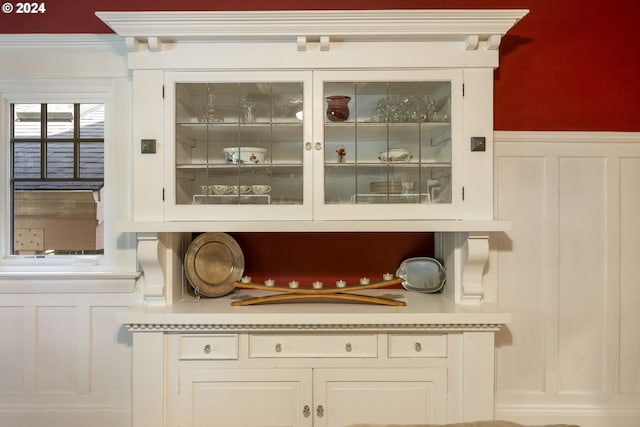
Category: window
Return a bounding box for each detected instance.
[11,103,104,255]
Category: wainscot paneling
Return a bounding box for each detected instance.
[0,293,135,427]
[492,131,640,427]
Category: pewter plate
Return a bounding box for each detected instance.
[184,232,244,297]
[395,257,446,293]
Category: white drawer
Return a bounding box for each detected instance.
[249,334,378,358]
[388,334,447,358]
[179,334,239,360]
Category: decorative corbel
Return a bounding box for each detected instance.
[465,35,479,50]
[461,234,490,304]
[136,233,166,305]
[320,35,331,51]
[125,37,140,52]
[297,36,308,52]
[486,34,501,50]
[147,36,162,52]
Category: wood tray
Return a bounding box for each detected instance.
[231,278,406,306]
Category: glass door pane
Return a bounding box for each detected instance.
[174,81,304,206]
[323,80,452,206]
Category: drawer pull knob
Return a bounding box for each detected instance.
[305,142,313,151]
[275,343,282,353]
[314,142,322,151]
[203,344,212,354]
[345,343,353,352]
[303,405,310,417]
[415,342,422,352]
[316,405,324,417]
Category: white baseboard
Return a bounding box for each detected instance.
[0,407,130,427]
[496,404,640,427]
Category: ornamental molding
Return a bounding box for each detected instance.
[0,34,127,53]
[96,9,528,52]
[123,322,504,333]
[494,130,640,144]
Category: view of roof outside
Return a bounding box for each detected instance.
[11,103,105,255]
[12,103,104,190]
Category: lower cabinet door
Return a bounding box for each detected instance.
[178,368,313,427]
[313,368,448,427]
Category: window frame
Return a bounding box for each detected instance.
[11,102,106,256]
[0,78,138,288]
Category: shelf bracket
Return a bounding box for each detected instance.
[461,234,489,304]
[137,232,166,305]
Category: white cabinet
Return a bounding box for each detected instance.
[314,368,447,427]
[121,288,510,427]
[97,8,527,229]
[177,368,312,427]
[163,69,463,222]
[176,367,446,427]
[169,332,449,427]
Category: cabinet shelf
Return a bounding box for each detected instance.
[325,162,451,168]
[117,219,511,233]
[325,121,451,127]
[176,121,302,126]
[192,194,271,204]
[176,162,302,170]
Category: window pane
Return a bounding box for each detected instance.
[11,103,104,255]
[80,104,104,138]
[13,104,41,138]
[79,143,104,179]
[46,142,74,179]
[47,104,74,139]
[13,190,102,254]
[13,142,41,179]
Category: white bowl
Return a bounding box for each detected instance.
[251,185,271,195]
[223,147,266,164]
[231,185,252,195]
[378,147,413,163]
[209,184,232,195]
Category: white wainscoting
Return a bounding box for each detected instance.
[492,131,640,427]
[0,292,136,427]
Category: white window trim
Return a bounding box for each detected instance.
[0,78,139,292]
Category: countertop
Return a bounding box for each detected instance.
[118,290,510,332]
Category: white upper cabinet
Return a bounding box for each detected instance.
[98,9,527,230]
[163,69,462,222]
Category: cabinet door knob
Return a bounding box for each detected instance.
[314,142,322,151]
[303,405,310,417]
[203,344,212,354]
[414,342,422,352]
[275,343,282,353]
[305,142,313,151]
[345,343,352,352]
[316,405,324,417]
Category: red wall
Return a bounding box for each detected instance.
[1,0,638,132]
[230,232,434,287]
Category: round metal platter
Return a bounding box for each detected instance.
[395,257,446,293]
[184,232,244,297]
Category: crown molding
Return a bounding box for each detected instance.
[96,9,528,52]
[0,34,127,54]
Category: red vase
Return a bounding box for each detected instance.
[326,96,351,122]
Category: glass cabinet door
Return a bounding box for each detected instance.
[315,70,462,220]
[165,72,312,221]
